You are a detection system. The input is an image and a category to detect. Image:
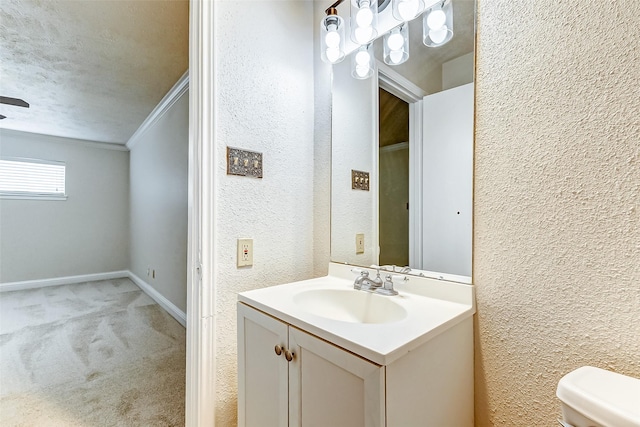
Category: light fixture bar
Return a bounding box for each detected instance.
[321,6,347,64]
[423,0,453,47]
[350,0,379,45]
[325,0,345,15]
[319,0,456,77]
[351,43,375,79]
[392,0,425,22]
[383,23,409,65]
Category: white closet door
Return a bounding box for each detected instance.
[421,83,474,277]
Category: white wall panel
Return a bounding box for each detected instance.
[0,130,129,282]
[129,91,188,313]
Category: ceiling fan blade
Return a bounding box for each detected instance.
[0,96,29,108]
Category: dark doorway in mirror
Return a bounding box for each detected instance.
[379,88,409,266]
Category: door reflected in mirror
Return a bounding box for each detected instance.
[330,0,475,283]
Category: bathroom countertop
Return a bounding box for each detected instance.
[238,262,476,365]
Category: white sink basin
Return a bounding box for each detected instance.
[293,288,407,324]
[238,263,475,365]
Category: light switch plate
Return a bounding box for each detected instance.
[351,170,369,191]
[356,233,365,254]
[237,238,253,267]
[227,147,263,178]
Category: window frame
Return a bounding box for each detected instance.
[0,157,68,201]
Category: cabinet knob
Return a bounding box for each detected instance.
[274,345,283,356]
[285,349,295,362]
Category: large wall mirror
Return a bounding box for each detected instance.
[330,0,475,283]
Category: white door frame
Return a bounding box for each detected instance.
[186,1,216,425]
[377,62,427,269]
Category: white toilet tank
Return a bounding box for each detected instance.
[556,366,640,427]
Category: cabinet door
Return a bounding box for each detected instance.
[289,327,385,427]
[238,303,289,427]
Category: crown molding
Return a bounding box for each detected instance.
[126,70,189,150]
[0,128,129,151]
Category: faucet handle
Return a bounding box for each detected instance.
[350,267,368,279]
[390,274,408,283]
[375,274,406,296]
[369,265,383,279]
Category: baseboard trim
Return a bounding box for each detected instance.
[127,272,186,327]
[0,271,129,293]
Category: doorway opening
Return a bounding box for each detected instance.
[378,88,409,266]
[377,64,427,270]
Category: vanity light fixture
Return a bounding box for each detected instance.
[423,0,453,47]
[352,43,375,79]
[383,23,409,65]
[350,0,378,45]
[392,0,425,22]
[321,6,347,64]
[319,0,455,77]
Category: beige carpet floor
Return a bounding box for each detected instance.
[0,278,185,426]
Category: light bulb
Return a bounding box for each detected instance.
[397,0,420,21]
[356,7,373,28]
[389,50,404,64]
[355,50,371,66]
[387,32,404,51]
[326,47,341,63]
[354,26,374,44]
[356,64,370,78]
[429,26,448,44]
[325,29,341,48]
[427,9,446,30]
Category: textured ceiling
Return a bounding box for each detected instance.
[0,0,189,145]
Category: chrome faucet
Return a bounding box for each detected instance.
[353,269,383,291]
[353,270,368,290]
[352,267,405,296]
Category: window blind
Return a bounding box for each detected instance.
[0,158,66,199]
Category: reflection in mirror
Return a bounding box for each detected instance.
[330,0,475,282]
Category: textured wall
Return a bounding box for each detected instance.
[474,1,640,425]
[313,0,333,278]
[213,2,316,424]
[129,91,188,313]
[331,58,377,267]
[0,130,129,282]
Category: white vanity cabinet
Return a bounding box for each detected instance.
[237,264,475,427]
[237,303,385,427]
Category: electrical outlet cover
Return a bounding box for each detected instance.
[356,233,365,254]
[237,238,253,267]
